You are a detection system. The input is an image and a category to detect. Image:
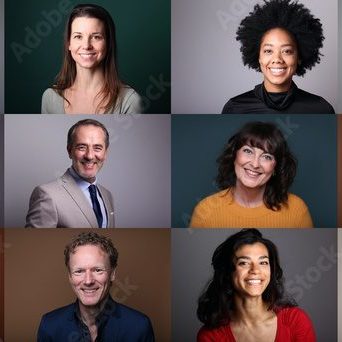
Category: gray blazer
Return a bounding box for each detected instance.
[25,170,115,228]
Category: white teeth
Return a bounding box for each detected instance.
[245,169,260,177]
[247,279,261,285]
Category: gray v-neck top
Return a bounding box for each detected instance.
[41,86,142,114]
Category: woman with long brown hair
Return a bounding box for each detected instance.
[42,4,141,114]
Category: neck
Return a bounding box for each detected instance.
[263,79,292,93]
[233,182,265,208]
[78,296,107,327]
[72,66,105,92]
[232,295,271,326]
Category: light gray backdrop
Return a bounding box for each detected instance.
[172,229,337,341]
[172,0,338,114]
[0,0,3,113]
[4,114,171,228]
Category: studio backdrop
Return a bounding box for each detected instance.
[5,0,170,113]
[4,228,171,342]
[172,228,337,341]
[172,0,338,114]
[4,114,171,228]
[172,114,337,227]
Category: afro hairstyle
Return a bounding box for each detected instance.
[236,0,324,76]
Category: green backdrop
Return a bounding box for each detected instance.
[5,0,170,113]
[172,114,337,228]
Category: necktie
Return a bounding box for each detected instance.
[88,185,103,228]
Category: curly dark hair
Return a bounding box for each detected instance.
[216,121,297,210]
[237,0,324,76]
[64,232,118,270]
[197,229,296,328]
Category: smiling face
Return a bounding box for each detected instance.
[68,124,108,183]
[234,144,276,190]
[68,244,115,309]
[69,16,106,70]
[232,242,271,298]
[259,28,299,92]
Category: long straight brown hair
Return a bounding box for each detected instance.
[53,4,122,113]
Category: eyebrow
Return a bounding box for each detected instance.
[72,32,104,35]
[236,256,269,260]
[261,43,294,47]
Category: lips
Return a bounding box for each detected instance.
[246,279,262,285]
[244,168,262,177]
[268,67,286,76]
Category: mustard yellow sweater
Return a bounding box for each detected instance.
[189,189,313,228]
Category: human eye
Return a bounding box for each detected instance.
[73,34,82,40]
[76,145,87,151]
[92,34,104,41]
[282,48,294,55]
[260,260,269,265]
[242,146,253,154]
[263,48,272,54]
[72,269,84,276]
[262,153,274,161]
[94,267,105,274]
[93,145,103,152]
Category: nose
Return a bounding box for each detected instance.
[82,37,93,49]
[250,154,260,168]
[249,263,261,274]
[83,270,95,284]
[272,50,284,63]
[84,148,94,160]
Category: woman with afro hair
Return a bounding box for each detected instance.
[222,0,335,114]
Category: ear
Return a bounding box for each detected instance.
[67,146,72,159]
[110,268,116,282]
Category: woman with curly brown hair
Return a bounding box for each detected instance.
[197,229,316,341]
[222,0,334,114]
[42,4,141,114]
[190,121,313,228]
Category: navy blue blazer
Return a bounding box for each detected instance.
[37,298,155,341]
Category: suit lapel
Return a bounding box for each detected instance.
[61,170,99,228]
[98,185,115,228]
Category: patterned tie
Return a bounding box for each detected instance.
[88,185,103,228]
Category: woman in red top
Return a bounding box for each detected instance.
[197,229,316,341]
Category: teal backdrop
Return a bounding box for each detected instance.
[5,0,170,113]
[172,114,337,228]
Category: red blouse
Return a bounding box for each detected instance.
[197,307,316,342]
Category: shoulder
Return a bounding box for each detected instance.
[295,88,335,113]
[197,325,233,341]
[41,88,64,114]
[195,189,232,210]
[39,303,74,329]
[114,85,142,114]
[286,193,308,209]
[222,89,255,113]
[278,306,311,322]
[114,302,151,324]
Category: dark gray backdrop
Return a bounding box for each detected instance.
[172,114,337,227]
[4,114,171,228]
[172,228,337,341]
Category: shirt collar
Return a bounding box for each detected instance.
[69,167,98,191]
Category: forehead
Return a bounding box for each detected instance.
[71,16,105,33]
[73,125,106,143]
[69,244,110,266]
[235,242,269,257]
[261,28,296,46]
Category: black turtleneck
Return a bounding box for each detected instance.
[222,82,335,114]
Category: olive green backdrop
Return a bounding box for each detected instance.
[5,0,170,113]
